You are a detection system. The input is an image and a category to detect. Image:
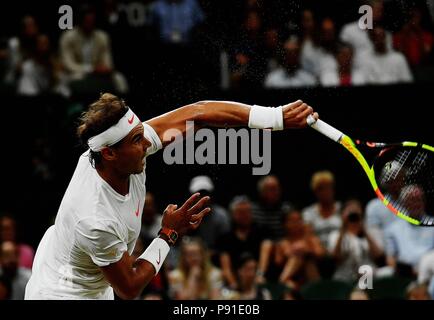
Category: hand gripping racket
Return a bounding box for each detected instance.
[307,115,434,226]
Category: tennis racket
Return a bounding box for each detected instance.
[307,115,434,226]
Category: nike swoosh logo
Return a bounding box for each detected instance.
[128,115,135,124]
[135,201,140,217]
[156,249,161,265]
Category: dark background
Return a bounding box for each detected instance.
[0,0,433,248]
[1,84,433,248]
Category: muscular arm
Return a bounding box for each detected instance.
[100,250,158,300]
[146,101,250,147]
[146,100,315,147]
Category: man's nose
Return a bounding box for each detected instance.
[141,139,148,153]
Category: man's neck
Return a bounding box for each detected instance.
[319,202,335,218]
[97,166,130,196]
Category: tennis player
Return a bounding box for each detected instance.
[24,93,318,300]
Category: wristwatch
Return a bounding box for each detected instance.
[158,227,178,246]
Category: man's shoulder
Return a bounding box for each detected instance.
[366,197,383,210]
[302,203,317,215]
[296,69,317,83]
[60,29,80,42]
[265,67,286,82]
[328,229,340,243]
[387,50,407,64]
[76,214,121,234]
[340,21,362,36]
[385,219,403,234]
[94,29,110,42]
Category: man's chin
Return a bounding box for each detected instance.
[134,163,145,174]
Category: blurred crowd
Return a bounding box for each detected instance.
[1,0,434,301]
[2,172,434,300]
[1,0,434,96]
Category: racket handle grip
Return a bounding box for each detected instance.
[306,115,343,142]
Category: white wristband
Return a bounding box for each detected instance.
[138,238,170,274]
[248,105,284,131]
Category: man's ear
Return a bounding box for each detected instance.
[100,147,117,161]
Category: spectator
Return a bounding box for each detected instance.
[100,0,157,89]
[139,192,162,245]
[234,253,272,300]
[0,215,34,270]
[0,38,16,91]
[340,0,393,69]
[299,9,318,75]
[301,17,338,79]
[217,195,268,289]
[59,4,128,94]
[188,175,230,256]
[319,42,367,87]
[385,218,434,278]
[5,15,40,88]
[393,7,434,68]
[265,35,317,88]
[365,160,403,249]
[361,25,413,84]
[302,170,342,248]
[263,27,281,73]
[230,10,267,88]
[398,185,427,221]
[151,0,205,45]
[251,175,292,241]
[168,237,222,300]
[429,0,434,24]
[385,185,434,278]
[0,241,31,300]
[275,209,324,290]
[17,34,69,96]
[406,282,431,300]
[418,251,434,299]
[328,199,383,282]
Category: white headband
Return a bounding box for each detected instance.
[87,108,141,152]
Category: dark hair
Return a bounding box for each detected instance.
[76,93,128,167]
[237,252,256,270]
[282,207,301,224]
[0,213,18,242]
[77,4,96,25]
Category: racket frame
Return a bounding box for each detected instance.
[307,115,433,226]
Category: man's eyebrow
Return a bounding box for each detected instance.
[131,131,144,140]
[131,131,143,140]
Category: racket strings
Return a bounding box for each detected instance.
[377,148,434,225]
[380,149,410,186]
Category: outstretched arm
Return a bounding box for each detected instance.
[146,100,317,147]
